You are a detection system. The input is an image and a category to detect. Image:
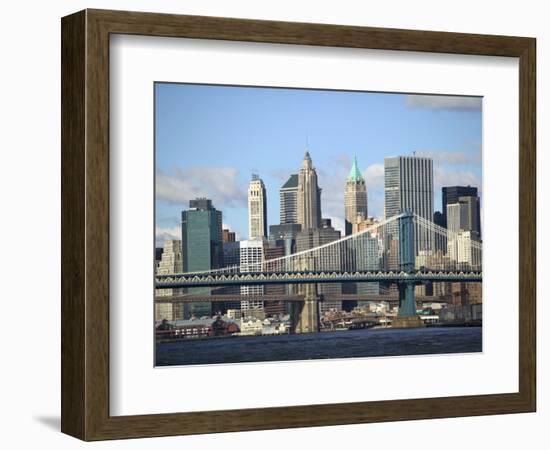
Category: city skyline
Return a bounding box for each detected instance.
[154,82,484,363]
[155,83,482,246]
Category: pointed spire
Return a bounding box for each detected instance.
[302,149,312,169]
[347,154,364,182]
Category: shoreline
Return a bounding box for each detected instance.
[156,322,482,344]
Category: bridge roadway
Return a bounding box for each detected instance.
[156,269,482,289]
[154,293,450,304]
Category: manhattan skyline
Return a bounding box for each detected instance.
[155,83,482,245]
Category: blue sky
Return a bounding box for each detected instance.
[155,83,482,246]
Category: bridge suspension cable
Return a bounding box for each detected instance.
[160,213,482,280]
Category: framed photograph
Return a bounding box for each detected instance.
[61,9,536,440]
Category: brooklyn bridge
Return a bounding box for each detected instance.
[155,211,482,332]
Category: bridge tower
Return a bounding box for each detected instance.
[290,283,320,333]
[393,211,425,328]
[290,255,320,333]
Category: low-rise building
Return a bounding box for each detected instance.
[239,318,264,335]
[155,317,240,341]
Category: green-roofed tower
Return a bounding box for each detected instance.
[344,155,368,236]
[347,155,365,183]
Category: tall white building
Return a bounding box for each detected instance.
[248,174,267,240]
[384,156,433,221]
[447,230,481,268]
[155,239,184,320]
[447,196,481,237]
[239,240,264,310]
[447,202,469,234]
[297,151,322,230]
[447,199,482,269]
[384,156,434,255]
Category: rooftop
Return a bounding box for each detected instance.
[281,174,298,189]
[347,155,365,182]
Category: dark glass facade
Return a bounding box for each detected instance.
[181,199,223,318]
[279,174,298,224]
[433,211,444,228]
[441,186,480,230]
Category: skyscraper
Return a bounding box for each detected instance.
[446,195,481,274]
[239,240,264,310]
[447,230,480,267]
[354,233,382,306]
[182,198,223,272]
[447,202,465,234]
[296,218,342,312]
[219,240,242,312]
[268,222,302,302]
[447,202,467,234]
[263,245,287,317]
[446,196,481,237]
[279,174,299,224]
[155,239,184,321]
[344,155,368,236]
[459,195,481,237]
[248,174,267,240]
[441,186,479,229]
[433,211,445,228]
[384,156,434,221]
[223,228,236,242]
[297,151,322,230]
[181,198,223,318]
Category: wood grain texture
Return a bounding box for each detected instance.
[518,38,536,410]
[61,10,86,439]
[61,9,537,441]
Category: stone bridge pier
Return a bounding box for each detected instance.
[289,283,320,334]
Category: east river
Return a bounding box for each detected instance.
[155,326,482,366]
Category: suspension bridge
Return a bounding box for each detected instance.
[156,212,482,332]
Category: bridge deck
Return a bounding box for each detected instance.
[154,293,450,303]
[156,270,482,288]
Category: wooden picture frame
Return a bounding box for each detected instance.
[61,9,536,441]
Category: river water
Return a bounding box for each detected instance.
[155,326,482,366]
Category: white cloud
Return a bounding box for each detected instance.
[406,95,482,111]
[328,216,345,235]
[156,166,247,208]
[414,150,481,165]
[434,167,481,192]
[316,154,349,233]
[155,226,181,247]
[362,163,386,219]
[363,163,385,189]
[270,168,294,181]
